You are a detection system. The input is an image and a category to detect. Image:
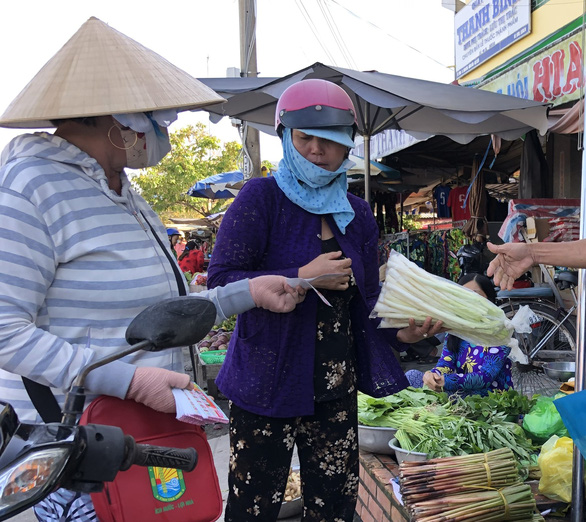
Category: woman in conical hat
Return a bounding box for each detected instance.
[0,17,305,521]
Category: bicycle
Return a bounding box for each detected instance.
[457,242,578,361]
[496,268,578,396]
[457,242,578,397]
[496,268,577,362]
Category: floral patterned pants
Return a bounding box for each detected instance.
[224,392,359,522]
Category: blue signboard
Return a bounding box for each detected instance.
[455,0,531,78]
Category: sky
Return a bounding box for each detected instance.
[0,0,456,164]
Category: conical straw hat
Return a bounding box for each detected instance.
[0,16,226,128]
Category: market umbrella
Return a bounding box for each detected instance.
[187,171,244,199]
[198,62,549,202]
[347,154,400,179]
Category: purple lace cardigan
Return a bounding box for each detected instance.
[207,177,408,417]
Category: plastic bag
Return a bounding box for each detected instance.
[523,395,569,444]
[555,390,586,458]
[509,304,540,335]
[506,337,528,364]
[504,305,541,364]
[537,435,573,503]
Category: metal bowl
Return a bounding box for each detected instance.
[277,466,302,519]
[358,425,398,454]
[543,361,575,382]
[389,438,428,465]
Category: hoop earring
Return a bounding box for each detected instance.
[108,125,138,150]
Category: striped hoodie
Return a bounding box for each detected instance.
[0,132,252,421]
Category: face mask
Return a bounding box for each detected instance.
[117,127,148,169]
[112,114,172,168]
[144,124,171,167]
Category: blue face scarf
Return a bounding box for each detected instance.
[274,128,356,234]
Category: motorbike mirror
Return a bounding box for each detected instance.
[125,297,217,351]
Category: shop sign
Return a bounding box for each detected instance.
[456,0,531,78]
[352,129,426,159]
[479,36,583,106]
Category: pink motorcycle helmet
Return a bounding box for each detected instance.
[275,79,357,147]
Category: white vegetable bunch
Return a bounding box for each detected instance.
[374,250,513,347]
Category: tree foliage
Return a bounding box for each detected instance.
[131,123,241,220]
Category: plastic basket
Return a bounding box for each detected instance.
[199,350,227,365]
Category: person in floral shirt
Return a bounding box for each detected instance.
[407,273,513,396]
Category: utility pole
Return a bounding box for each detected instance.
[239,0,261,178]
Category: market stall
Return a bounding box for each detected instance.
[354,246,579,520]
[190,318,235,399]
[356,386,575,521]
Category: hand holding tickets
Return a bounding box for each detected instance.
[172,383,228,425]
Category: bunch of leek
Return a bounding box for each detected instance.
[374,250,513,347]
[406,483,543,522]
[399,448,520,503]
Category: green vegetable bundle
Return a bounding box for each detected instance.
[393,403,536,462]
[358,389,535,428]
[358,388,447,427]
[454,390,536,422]
[373,250,513,347]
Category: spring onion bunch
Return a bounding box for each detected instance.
[399,448,520,503]
[373,250,514,347]
[405,483,543,522]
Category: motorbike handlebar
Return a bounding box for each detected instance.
[121,435,198,472]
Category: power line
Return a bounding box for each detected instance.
[328,0,451,70]
[317,0,358,69]
[295,0,338,65]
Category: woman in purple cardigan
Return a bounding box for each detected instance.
[207,79,442,521]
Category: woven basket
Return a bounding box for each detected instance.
[199,350,227,365]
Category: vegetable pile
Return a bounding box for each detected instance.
[393,406,534,462]
[358,387,447,427]
[373,250,513,347]
[399,449,545,521]
[197,328,232,352]
[197,317,236,353]
[358,389,537,462]
[399,448,520,502]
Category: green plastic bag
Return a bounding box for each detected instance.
[523,395,569,444]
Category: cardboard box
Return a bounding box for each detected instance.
[525,217,550,242]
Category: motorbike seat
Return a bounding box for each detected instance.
[497,287,554,299]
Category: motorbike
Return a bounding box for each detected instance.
[0,296,217,520]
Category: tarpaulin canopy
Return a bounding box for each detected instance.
[187,171,243,199]
[197,62,549,202]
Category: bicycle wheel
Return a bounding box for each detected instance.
[500,301,576,397]
[500,300,577,359]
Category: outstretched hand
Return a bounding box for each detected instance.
[249,275,306,313]
[486,241,535,290]
[396,316,446,344]
[298,251,352,291]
